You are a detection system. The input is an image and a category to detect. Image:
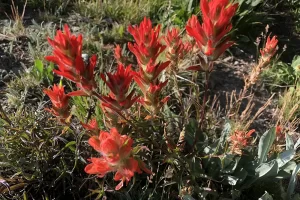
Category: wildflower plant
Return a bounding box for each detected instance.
[11,0,298,198]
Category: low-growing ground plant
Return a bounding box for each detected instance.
[262,55,299,91]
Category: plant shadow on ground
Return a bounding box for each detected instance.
[0,37,32,86]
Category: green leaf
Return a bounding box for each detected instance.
[182,195,196,200]
[221,154,240,174]
[238,35,250,43]
[255,160,279,178]
[184,118,198,146]
[286,134,294,150]
[294,137,300,150]
[292,194,300,200]
[276,161,297,179]
[53,141,76,158]
[187,0,194,13]
[251,0,263,6]
[233,167,248,183]
[291,55,300,75]
[189,157,205,178]
[64,141,76,152]
[259,191,274,200]
[276,149,295,168]
[287,164,300,200]
[258,127,276,164]
[46,62,54,82]
[223,175,239,186]
[34,59,44,74]
[218,119,231,150]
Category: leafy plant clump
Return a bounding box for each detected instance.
[0,0,299,199]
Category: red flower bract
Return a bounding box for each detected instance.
[229,129,255,154]
[260,35,278,62]
[81,118,100,135]
[128,18,170,114]
[100,64,138,110]
[43,83,70,121]
[186,0,238,61]
[100,64,139,127]
[128,17,166,66]
[164,28,192,67]
[46,24,97,96]
[85,128,151,190]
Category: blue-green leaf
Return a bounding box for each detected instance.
[258,127,276,164]
[286,134,294,150]
[294,137,300,150]
[259,191,274,200]
[287,164,300,200]
[255,160,279,178]
[276,149,295,168]
[218,119,231,149]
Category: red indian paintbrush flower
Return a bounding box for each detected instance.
[128,17,166,66]
[164,28,192,66]
[100,64,139,111]
[114,45,127,65]
[43,83,70,121]
[275,125,285,141]
[134,79,170,113]
[134,62,170,113]
[81,118,100,135]
[186,0,238,61]
[260,35,278,62]
[46,24,97,96]
[229,129,255,155]
[100,64,139,127]
[128,18,170,114]
[138,61,170,84]
[85,128,151,190]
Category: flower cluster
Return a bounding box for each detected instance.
[128,17,170,114]
[43,83,70,123]
[43,0,245,192]
[186,0,238,71]
[260,36,278,62]
[244,34,278,88]
[100,64,139,127]
[45,24,97,96]
[81,118,100,135]
[229,129,255,155]
[114,45,127,65]
[85,128,151,190]
[163,28,192,72]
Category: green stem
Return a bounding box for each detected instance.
[172,71,185,125]
[192,64,212,150]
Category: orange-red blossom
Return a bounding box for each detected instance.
[128,18,170,113]
[163,28,192,67]
[260,35,278,62]
[229,129,255,154]
[100,64,139,126]
[85,128,151,190]
[186,0,238,71]
[43,83,70,122]
[128,17,165,66]
[45,24,97,96]
[81,118,100,135]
